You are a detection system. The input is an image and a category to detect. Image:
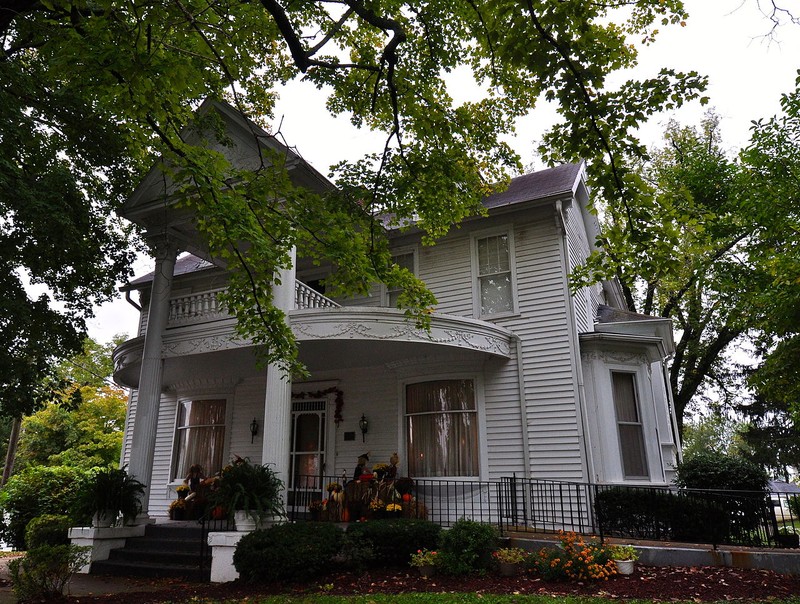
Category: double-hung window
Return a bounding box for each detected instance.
[385,250,416,308]
[475,232,515,316]
[406,379,478,477]
[173,399,226,480]
[611,372,649,479]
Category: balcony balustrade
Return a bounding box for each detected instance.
[166,281,340,327]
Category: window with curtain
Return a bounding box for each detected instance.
[612,372,649,479]
[386,251,415,308]
[476,233,514,315]
[406,379,478,477]
[173,399,226,481]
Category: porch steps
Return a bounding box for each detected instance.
[90,522,208,581]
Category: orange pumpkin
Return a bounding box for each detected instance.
[402,493,412,502]
[342,507,350,522]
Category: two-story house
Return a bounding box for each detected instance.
[111,99,681,527]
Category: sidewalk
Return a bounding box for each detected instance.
[0,555,189,603]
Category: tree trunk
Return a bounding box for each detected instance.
[2,417,21,486]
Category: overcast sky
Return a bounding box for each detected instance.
[86,0,800,343]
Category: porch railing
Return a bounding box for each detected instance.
[287,474,800,549]
[166,280,340,328]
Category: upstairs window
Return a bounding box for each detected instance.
[173,399,226,481]
[385,250,416,308]
[612,372,649,479]
[406,379,478,477]
[475,232,515,316]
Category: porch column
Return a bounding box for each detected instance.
[128,235,178,521]
[261,247,295,483]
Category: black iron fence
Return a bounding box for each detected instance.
[286,474,800,549]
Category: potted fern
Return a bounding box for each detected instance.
[77,467,146,527]
[210,456,285,530]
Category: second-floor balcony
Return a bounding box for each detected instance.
[167,280,340,327]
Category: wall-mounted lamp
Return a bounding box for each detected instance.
[250,418,259,443]
[358,414,369,442]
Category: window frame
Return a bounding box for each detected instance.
[383,246,419,308]
[402,376,484,480]
[610,370,650,480]
[170,394,232,483]
[470,227,518,319]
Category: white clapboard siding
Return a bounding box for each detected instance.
[228,376,267,463]
[419,237,473,316]
[148,395,178,517]
[322,366,399,477]
[120,390,137,468]
[510,216,584,482]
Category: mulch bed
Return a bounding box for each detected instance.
[64,564,800,603]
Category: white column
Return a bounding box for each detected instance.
[128,235,178,521]
[261,247,296,482]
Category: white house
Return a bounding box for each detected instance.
[111,99,681,527]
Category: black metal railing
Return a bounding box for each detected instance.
[287,474,799,550]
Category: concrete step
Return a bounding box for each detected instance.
[88,522,209,581]
[90,558,208,581]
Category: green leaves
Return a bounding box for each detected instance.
[1,0,709,384]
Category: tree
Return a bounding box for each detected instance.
[1,0,707,385]
[681,413,747,461]
[574,93,800,437]
[2,338,127,476]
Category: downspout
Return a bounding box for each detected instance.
[514,333,532,480]
[125,290,142,312]
[663,356,682,467]
[555,200,595,483]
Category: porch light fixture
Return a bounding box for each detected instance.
[250,418,259,443]
[359,414,369,442]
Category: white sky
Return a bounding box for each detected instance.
[86,0,800,344]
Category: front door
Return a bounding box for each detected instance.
[288,400,326,513]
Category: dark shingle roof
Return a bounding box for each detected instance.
[483,162,583,209]
[123,254,216,289]
[597,304,665,323]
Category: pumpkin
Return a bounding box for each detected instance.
[402,493,412,503]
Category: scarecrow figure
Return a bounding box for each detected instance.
[353,452,370,480]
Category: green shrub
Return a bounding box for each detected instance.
[233,522,342,583]
[344,519,441,566]
[8,545,90,600]
[675,452,769,491]
[594,486,730,544]
[437,518,498,576]
[25,514,72,548]
[675,453,770,544]
[788,495,800,519]
[0,465,88,550]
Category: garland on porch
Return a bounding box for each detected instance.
[292,387,344,424]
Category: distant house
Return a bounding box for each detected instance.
[112,99,681,523]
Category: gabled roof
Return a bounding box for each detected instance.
[122,99,334,235]
[483,162,584,209]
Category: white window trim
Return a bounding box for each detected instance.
[382,245,419,307]
[169,389,234,483]
[397,372,487,481]
[470,226,518,319]
[609,368,653,481]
